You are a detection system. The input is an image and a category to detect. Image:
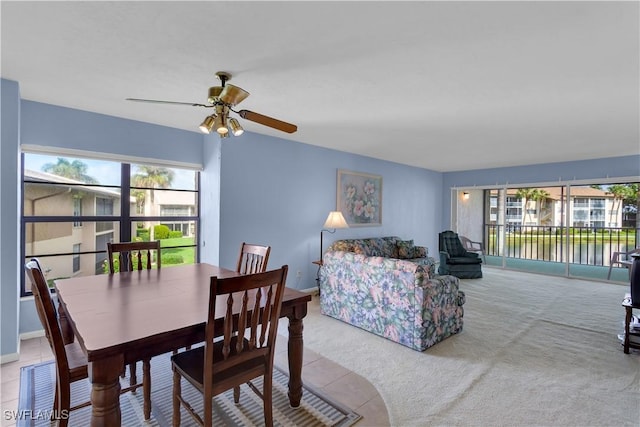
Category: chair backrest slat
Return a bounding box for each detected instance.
[107,241,161,273]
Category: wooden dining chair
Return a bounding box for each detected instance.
[171,265,289,427]
[107,240,161,273]
[25,260,147,426]
[106,240,160,419]
[236,242,271,274]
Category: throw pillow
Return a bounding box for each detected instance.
[397,240,416,259]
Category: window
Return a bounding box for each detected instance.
[73,197,82,227]
[21,152,200,295]
[72,244,80,273]
[96,197,114,215]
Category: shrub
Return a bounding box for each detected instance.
[162,254,184,265]
[102,254,156,273]
[154,224,171,240]
[168,230,183,238]
[136,228,150,242]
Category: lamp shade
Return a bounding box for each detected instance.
[323,211,348,229]
[199,115,216,134]
[229,118,244,136]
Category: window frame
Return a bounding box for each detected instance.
[20,153,201,296]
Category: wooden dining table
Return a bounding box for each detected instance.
[54,263,312,427]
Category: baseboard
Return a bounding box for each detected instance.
[1,352,19,364]
[0,330,45,365]
[300,286,319,296]
[21,330,45,340]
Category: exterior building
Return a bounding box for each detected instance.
[488,186,623,229]
[24,170,125,278]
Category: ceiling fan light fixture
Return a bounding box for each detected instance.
[199,115,216,134]
[214,114,228,135]
[220,129,230,138]
[229,118,244,136]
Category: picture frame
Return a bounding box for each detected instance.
[336,169,382,226]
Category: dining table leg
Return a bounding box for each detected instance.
[88,354,124,427]
[286,303,308,407]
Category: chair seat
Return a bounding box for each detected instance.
[65,341,89,381]
[447,256,482,265]
[171,339,267,394]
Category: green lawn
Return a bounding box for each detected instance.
[160,237,196,265]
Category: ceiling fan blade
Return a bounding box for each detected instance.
[238,110,297,134]
[126,98,210,107]
[218,84,250,106]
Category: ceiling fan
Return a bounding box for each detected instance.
[126,71,297,137]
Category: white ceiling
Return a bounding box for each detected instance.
[2,1,638,172]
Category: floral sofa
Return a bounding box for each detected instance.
[319,236,465,351]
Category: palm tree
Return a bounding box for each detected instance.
[42,158,98,183]
[604,184,629,228]
[131,166,174,215]
[515,188,550,226]
[530,188,550,224]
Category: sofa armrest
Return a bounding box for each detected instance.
[415,274,465,347]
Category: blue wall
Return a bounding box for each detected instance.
[21,100,204,167]
[218,133,443,289]
[1,80,21,359]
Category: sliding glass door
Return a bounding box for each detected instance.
[456,181,638,281]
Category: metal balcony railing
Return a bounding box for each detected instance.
[484,224,639,266]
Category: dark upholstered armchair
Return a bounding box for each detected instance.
[438,230,483,279]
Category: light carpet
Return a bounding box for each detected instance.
[303,268,640,426]
[18,351,361,426]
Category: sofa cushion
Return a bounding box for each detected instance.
[397,240,416,259]
[327,237,400,258]
[328,239,366,255]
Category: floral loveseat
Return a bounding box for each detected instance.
[319,236,465,351]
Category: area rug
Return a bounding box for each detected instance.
[303,268,640,427]
[18,352,360,427]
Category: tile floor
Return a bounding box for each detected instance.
[1,324,389,427]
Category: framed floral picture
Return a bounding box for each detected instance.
[336,169,382,226]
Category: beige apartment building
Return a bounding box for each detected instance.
[489,186,623,229]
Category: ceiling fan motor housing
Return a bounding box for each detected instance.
[207,86,223,104]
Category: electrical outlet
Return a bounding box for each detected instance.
[296,271,302,278]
